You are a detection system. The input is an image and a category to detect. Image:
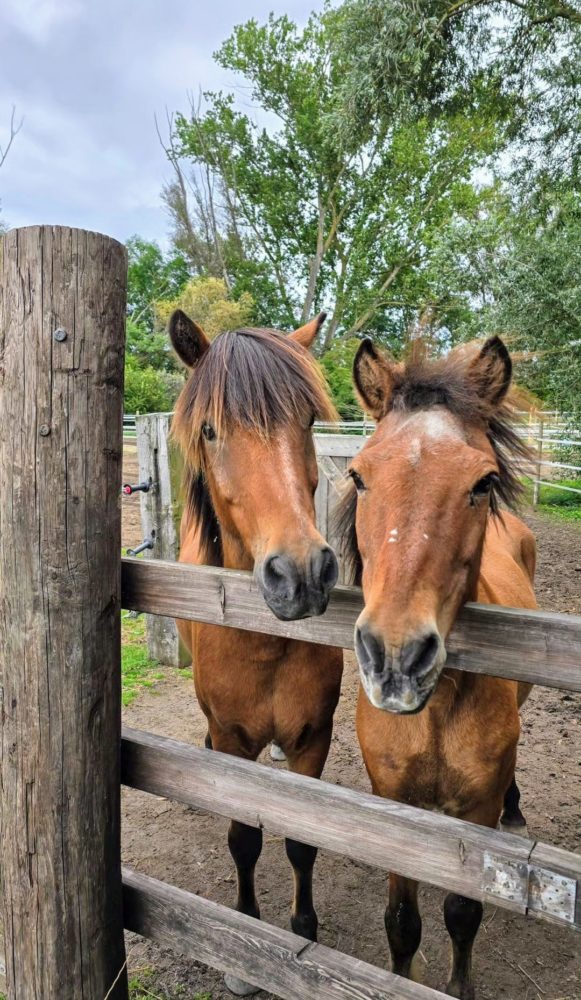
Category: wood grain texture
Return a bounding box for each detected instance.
[0,227,128,999]
[135,412,188,665]
[123,866,448,1000]
[121,559,581,691]
[121,728,580,928]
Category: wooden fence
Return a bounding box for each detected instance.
[1,226,579,1000]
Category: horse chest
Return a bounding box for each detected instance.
[394,720,504,816]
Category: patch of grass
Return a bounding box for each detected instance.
[522,477,581,523]
[129,966,211,998]
[537,503,581,523]
[122,614,164,706]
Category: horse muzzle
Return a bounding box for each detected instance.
[257,545,339,620]
[355,623,446,713]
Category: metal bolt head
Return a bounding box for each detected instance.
[53,328,67,342]
[39,424,51,437]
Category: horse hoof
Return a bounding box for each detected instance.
[270,742,287,761]
[224,973,261,996]
[499,820,529,839]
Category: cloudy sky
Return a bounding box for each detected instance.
[0,0,315,246]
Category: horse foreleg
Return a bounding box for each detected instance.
[227,819,263,921]
[443,893,483,1000]
[500,774,527,832]
[385,875,422,980]
[444,800,501,999]
[285,722,333,941]
[208,723,263,997]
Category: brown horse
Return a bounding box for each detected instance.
[335,335,536,999]
[168,309,343,995]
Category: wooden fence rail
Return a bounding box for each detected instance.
[122,728,581,930]
[121,558,581,693]
[123,867,449,1000]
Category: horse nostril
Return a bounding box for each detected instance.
[355,625,385,676]
[262,553,299,598]
[400,633,440,678]
[312,546,339,593]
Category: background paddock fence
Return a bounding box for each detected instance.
[2,227,579,1000]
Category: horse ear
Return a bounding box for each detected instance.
[468,336,512,405]
[168,309,211,368]
[290,311,326,350]
[353,338,395,420]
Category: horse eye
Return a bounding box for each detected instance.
[470,473,497,504]
[202,423,216,441]
[349,469,366,493]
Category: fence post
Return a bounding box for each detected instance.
[135,413,189,666]
[532,417,544,506]
[0,227,128,998]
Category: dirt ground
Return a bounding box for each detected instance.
[121,444,580,1000]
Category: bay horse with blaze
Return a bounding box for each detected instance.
[336,335,535,999]
[168,309,343,996]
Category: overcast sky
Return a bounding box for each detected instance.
[0,0,315,246]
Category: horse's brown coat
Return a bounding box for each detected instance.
[169,310,343,965]
[340,336,537,999]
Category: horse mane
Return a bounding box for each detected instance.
[333,338,533,585]
[173,327,337,565]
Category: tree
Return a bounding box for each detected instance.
[422,184,581,412]
[124,355,183,413]
[332,1,581,185]
[0,106,23,231]
[127,236,189,333]
[170,12,499,348]
[155,275,254,339]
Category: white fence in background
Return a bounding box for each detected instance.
[123,411,581,504]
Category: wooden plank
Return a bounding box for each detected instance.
[0,227,128,999]
[314,433,365,458]
[122,728,580,928]
[121,559,581,692]
[123,866,448,999]
[314,453,330,540]
[135,412,189,666]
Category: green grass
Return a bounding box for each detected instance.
[536,478,581,523]
[129,966,211,998]
[523,477,581,523]
[121,614,164,706]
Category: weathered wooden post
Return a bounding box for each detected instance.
[135,412,189,666]
[0,227,128,999]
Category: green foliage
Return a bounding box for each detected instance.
[127,236,189,334]
[426,185,581,411]
[124,355,183,414]
[121,615,163,706]
[171,11,498,349]
[320,338,363,419]
[333,1,581,184]
[155,275,254,339]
